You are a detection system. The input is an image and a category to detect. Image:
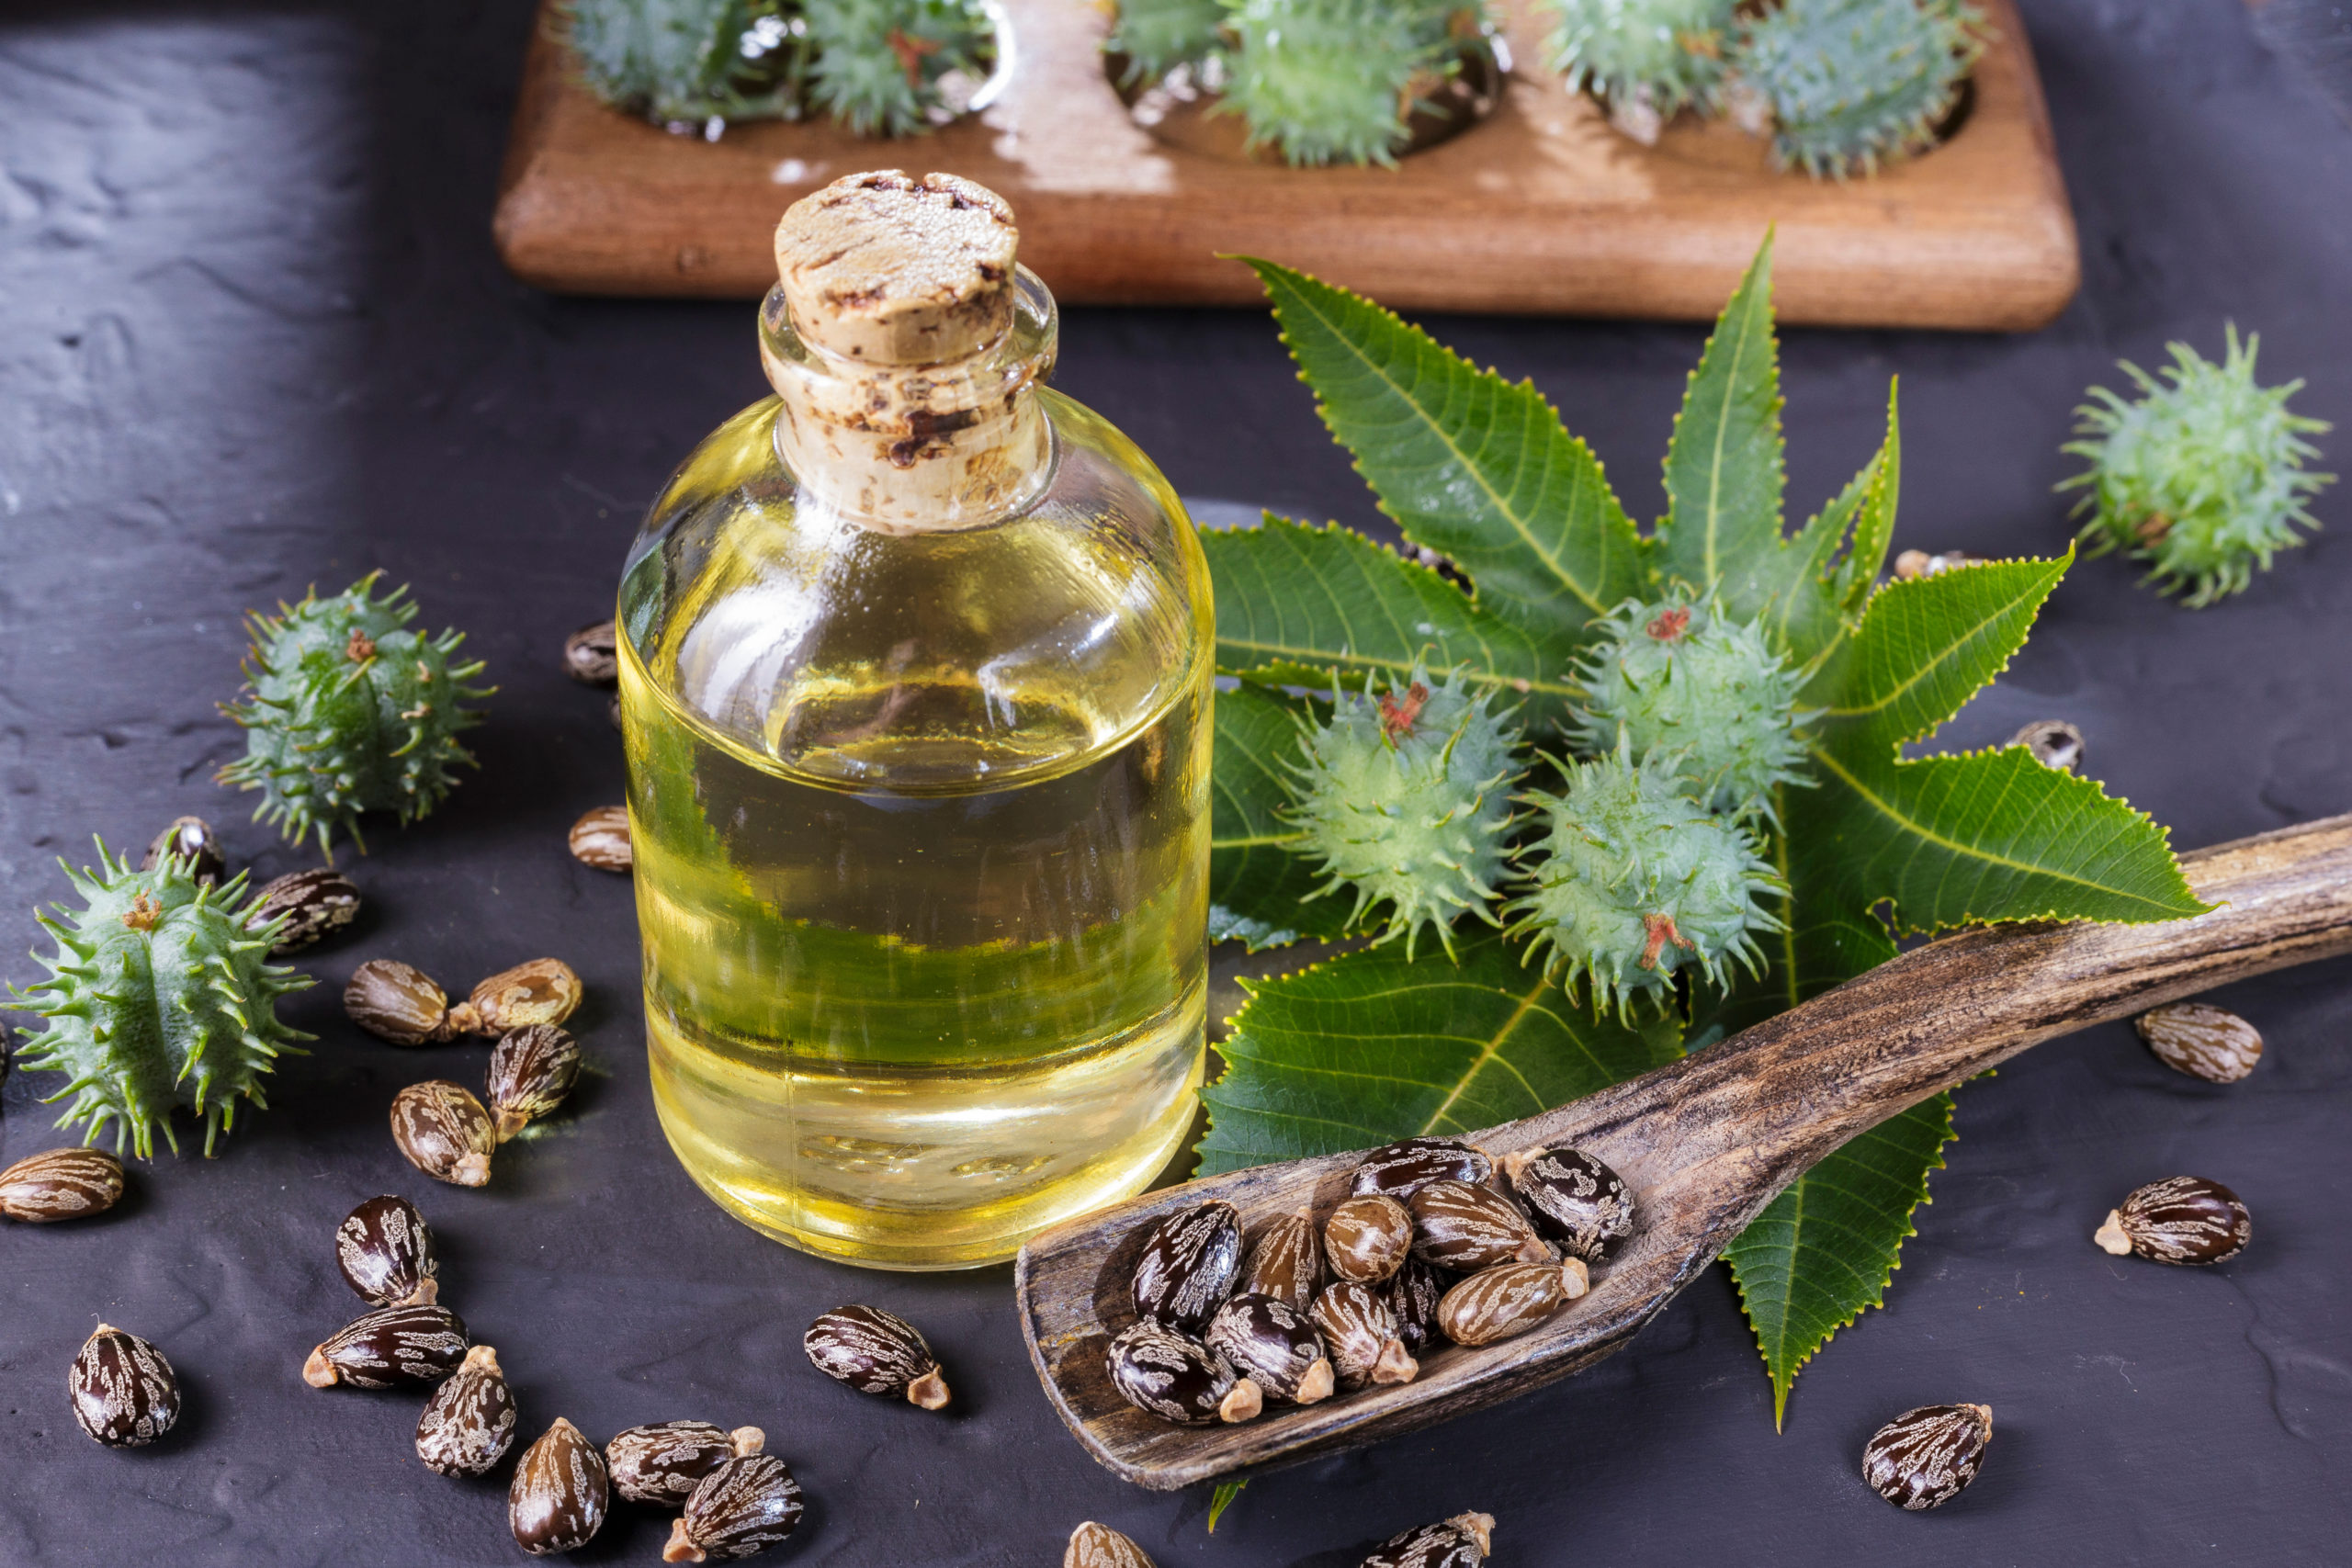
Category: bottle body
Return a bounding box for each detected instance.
[618,288,1212,1268]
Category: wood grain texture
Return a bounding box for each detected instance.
[1015,815,2352,1489]
[493,0,2077,328]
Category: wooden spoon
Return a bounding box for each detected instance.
[1015,814,2352,1489]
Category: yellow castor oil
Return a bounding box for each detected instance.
[616,172,1213,1269]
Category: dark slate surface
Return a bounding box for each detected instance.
[3,2,2348,1564]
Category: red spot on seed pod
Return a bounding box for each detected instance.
[1378,682,1432,739]
[1639,912,1694,969]
[1645,607,1691,642]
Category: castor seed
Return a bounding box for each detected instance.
[416,1344,518,1476]
[0,1146,125,1223]
[1384,1257,1447,1356]
[345,959,457,1044]
[511,1416,610,1555]
[664,1446,802,1562]
[1361,1512,1495,1568]
[244,867,360,954]
[304,1301,469,1389]
[2094,1175,2251,1265]
[335,1193,439,1306]
[1862,1403,1992,1509]
[2008,718,2084,773]
[391,1080,497,1187]
[1067,1521,1157,1568]
[570,805,632,872]
[1130,1200,1243,1332]
[607,1422,763,1506]
[467,957,583,1035]
[1349,1136,1492,1201]
[1309,1280,1417,1392]
[564,620,619,685]
[1241,1208,1323,1306]
[1325,1194,1413,1285]
[804,1304,950,1409]
[1436,1258,1588,1347]
[70,1324,180,1447]
[487,1024,582,1142]
[2135,1001,2262,1084]
[141,816,225,886]
[1206,1292,1334,1405]
[1894,548,1982,580]
[1408,1180,1552,1271]
[1500,1145,1636,1263]
[1104,1320,1261,1426]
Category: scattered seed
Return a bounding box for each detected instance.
[487,1024,582,1141]
[304,1302,469,1389]
[1383,1257,1447,1356]
[511,1416,610,1555]
[664,1443,802,1562]
[608,1421,762,1506]
[1130,1201,1243,1333]
[1862,1403,1992,1509]
[346,960,458,1044]
[1206,1292,1334,1405]
[416,1344,519,1476]
[1361,1512,1495,1568]
[2009,718,2085,772]
[391,1080,497,1187]
[1067,1521,1157,1568]
[0,1146,125,1223]
[1240,1207,1323,1306]
[1309,1280,1417,1392]
[1500,1146,1636,1263]
[466,958,583,1035]
[1893,549,1982,580]
[141,816,226,886]
[335,1193,440,1306]
[1104,1319,1261,1426]
[2094,1175,2251,1265]
[244,867,361,954]
[1435,1259,1588,1348]
[804,1304,950,1409]
[570,806,632,872]
[2135,1001,2262,1084]
[1408,1180,1552,1271]
[69,1324,180,1447]
[1325,1194,1413,1285]
[565,620,620,685]
[1349,1136,1492,1201]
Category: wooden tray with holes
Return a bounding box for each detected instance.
[494,0,2078,329]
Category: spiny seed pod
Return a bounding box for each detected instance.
[2007,719,2084,773]
[2064,327,2333,606]
[1361,1512,1496,1568]
[1349,1135,1493,1201]
[1408,1180,1553,1271]
[141,817,226,887]
[1500,1145,1636,1262]
[243,868,361,954]
[1241,1208,1324,1306]
[1218,0,1457,167]
[1287,667,1522,957]
[1862,1403,1992,1510]
[9,840,312,1158]
[1105,0,1224,81]
[345,959,461,1045]
[564,620,618,685]
[511,1416,610,1556]
[1325,1194,1413,1285]
[468,958,583,1034]
[1384,1256,1448,1355]
[608,1422,763,1507]
[2094,1176,2251,1266]
[1130,1200,1243,1332]
[2134,1001,2263,1084]
[0,1146,126,1223]
[391,1080,497,1187]
[801,0,999,139]
[1103,1320,1261,1426]
[487,1024,582,1142]
[1436,1258,1589,1347]
[1067,1520,1159,1568]
[1508,740,1783,1021]
[664,1446,803,1562]
[70,1324,181,1448]
[1542,0,1738,141]
[570,806,633,872]
[1570,594,1812,819]
[304,1302,469,1389]
[1205,1292,1335,1405]
[335,1193,439,1306]
[416,1344,519,1476]
[1310,1280,1418,1391]
[803,1304,950,1409]
[1731,0,1985,179]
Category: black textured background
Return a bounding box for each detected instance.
[3,3,2348,1564]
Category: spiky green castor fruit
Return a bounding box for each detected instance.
[1731,0,1984,177]
[1285,667,1523,957]
[1507,740,1782,1020]
[1541,0,1738,138]
[8,842,313,1158]
[1571,593,1812,819]
[2063,326,2334,608]
[1216,0,1457,167]
[1107,0,1228,83]
[218,574,491,857]
[567,0,805,127]
[803,0,997,137]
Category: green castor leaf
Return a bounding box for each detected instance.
[7,840,313,1158]
[218,573,492,858]
[1733,0,1984,178]
[1285,665,1522,958]
[802,0,996,137]
[2062,325,2334,607]
[1540,0,1738,122]
[1106,0,1228,83]
[1216,0,1457,167]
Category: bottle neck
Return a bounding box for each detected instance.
[758,268,1059,536]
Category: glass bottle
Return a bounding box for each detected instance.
[616,172,1213,1270]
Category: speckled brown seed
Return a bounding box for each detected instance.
[1066,1520,1157,1568]
[2134,1001,2263,1083]
[1130,1200,1243,1332]
[391,1080,497,1187]
[607,1422,763,1506]
[1435,1259,1588,1348]
[0,1146,125,1223]
[804,1304,950,1409]
[569,805,633,872]
[69,1324,180,1447]
[345,959,457,1044]
[335,1193,439,1305]
[1894,548,1983,580]
[1103,1320,1261,1426]
[663,1444,803,1562]
[1862,1403,1992,1509]
[1408,1180,1552,1271]
[1309,1280,1418,1392]
[511,1416,610,1555]
[2008,718,2085,772]
[1325,1194,1413,1284]
[1349,1136,1493,1201]
[487,1024,582,1142]
[565,619,619,685]
[1241,1208,1323,1306]
[416,1344,519,1476]
[1500,1145,1637,1263]
[141,816,226,886]
[1384,1257,1447,1355]
[466,958,583,1034]
[1205,1292,1334,1405]
[243,867,360,953]
[1360,1511,1495,1568]
[304,1302,469,1389]
[2095,1175,2252,1264]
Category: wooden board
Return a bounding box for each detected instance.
[495,0,2078,328]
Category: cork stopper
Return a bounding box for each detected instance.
[774,170,1020,365]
